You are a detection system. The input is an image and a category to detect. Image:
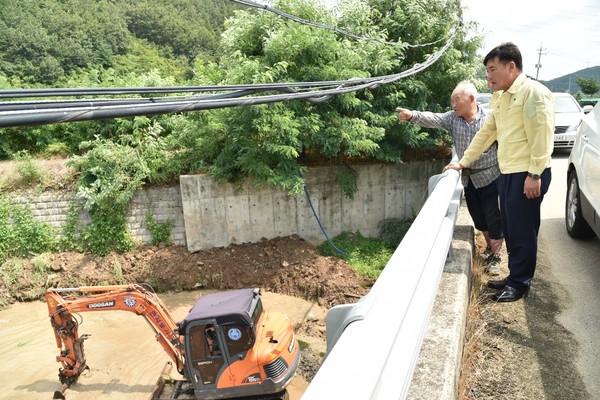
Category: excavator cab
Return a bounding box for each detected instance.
[177,288,299,399]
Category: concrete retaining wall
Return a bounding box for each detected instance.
[180,161,445,251]
[5,160,445,250]
[7,186,186,246]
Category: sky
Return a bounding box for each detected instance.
[460,0,600,81]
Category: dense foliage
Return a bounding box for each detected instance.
[0,0,484,254]
[0,0,129,85]
[158,0,483,195]
[0,198,58,263]
[0,0,239,85]
[366,0,484,155]
[576,77,600,96]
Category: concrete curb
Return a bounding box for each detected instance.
[407,201,474,399]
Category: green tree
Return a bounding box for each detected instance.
[577,77,600,96]
[186,0,399,195]
[358,0,484,159]
[0,0,237,85]
[67,117,170,255]
[125,0,241,61]
[184,0,479,195]
[0,0,130,84]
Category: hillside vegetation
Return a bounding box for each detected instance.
[1,0,479,256]
[544,65,600,95]
[0,0,239,85]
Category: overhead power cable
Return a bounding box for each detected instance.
[231,0,451,48]
[0,26,458,128]
[0,82,342,99]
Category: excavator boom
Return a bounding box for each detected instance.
[45,284,186,396]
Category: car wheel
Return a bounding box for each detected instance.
[565,170,595,238]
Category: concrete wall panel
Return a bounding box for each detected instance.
[181,161,445,251]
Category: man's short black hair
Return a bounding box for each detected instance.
[483,42,523,71]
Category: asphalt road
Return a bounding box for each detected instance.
[540,151,600,398]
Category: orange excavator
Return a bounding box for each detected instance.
[45,284,299,399]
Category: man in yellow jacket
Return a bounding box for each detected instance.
[444,42,554,302]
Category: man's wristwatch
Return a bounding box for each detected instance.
[527,173,541,181]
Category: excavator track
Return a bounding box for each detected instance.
[152,386,289,400]
[52,383,69,400]
[151,362,289,400]
[232,390,289,400]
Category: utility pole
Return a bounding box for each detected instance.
[535,43,546,80]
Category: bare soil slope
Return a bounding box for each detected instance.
[1,235,370,310]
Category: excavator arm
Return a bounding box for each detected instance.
[45,284,186,396]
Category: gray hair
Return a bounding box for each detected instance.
[454,80,478,97]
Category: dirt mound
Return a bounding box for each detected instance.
[1,235,372,310]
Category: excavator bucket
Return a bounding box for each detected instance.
[151,361,173,399]
[53,384,68,400]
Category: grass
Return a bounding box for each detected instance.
[297,340,310,351]
[458,234,508,400]
[13,152,49,187]
[0,157,75,193]
[317,231,393,279]
[458,254,489,399]
[0,258,24,286]
[111,256,125,284]
[316,219,412,279]
[31,253,52,274]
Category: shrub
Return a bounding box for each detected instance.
[0,198,58,263]
[146,211,173,246]
[67,117,168,255]
[13,151,49,188]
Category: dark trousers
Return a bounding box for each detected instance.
[498,168,551,289]
[464,177,503,240]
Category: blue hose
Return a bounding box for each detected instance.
[303,185,349,257]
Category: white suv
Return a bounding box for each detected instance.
[566,100,600,238]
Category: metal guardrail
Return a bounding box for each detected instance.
[302,168,463,399]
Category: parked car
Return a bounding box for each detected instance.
[565,100,600,239]
[553,92,586,149]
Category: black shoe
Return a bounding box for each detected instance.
[487,278,508,290]
[493,285,529,302]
